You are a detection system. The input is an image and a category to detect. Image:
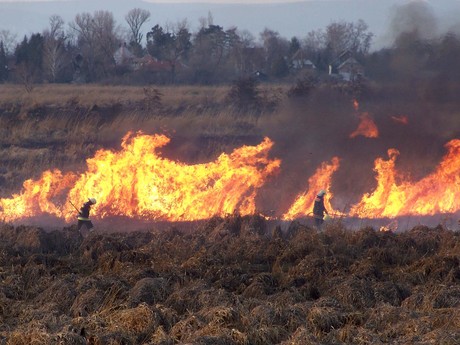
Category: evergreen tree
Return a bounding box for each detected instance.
[289,37,301,58]
[14,33,44,82]
[146,23,191,83]
[0,41,8,82]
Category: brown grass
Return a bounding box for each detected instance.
[0,84,228,107]
[0,219,459,344]
[0,83,288,110]
[0,83,285,194]
[0,80,459,344]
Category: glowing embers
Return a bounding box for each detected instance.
[350,112,379,138]
[391,115,409,125]
[0,133,281,223]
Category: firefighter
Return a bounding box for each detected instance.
[77,197,96,232]
[312,190,328,229]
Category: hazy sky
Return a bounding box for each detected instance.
[2,0,460,50]
[143,0,306,2]
[0,0,296,1]
[0,0,314,4]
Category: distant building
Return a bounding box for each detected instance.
[291,49,316,70]
[337,57,364,81]
[133,55,185,72]
[113,44,186,73]
[329,50,364,81]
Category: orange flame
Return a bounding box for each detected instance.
[353,99,359,111]
[350,139,460,218]
[1,130,458,224]
[282,157,340,220]
[350,100,379,138]
[0,133,281,223]
[0,170,78,221]
[350,112,379,138]
[379,220,399,232]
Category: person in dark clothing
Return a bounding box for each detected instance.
[313,190,328,229]
[77,197,96,231]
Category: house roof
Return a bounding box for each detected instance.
[291,49,316,68]
[337,57,362,70]
[331,49,356,67]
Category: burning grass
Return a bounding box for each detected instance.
[0,84,277,198]
[0,80,458,343]
[0,216,459,344]
[0,80,458,222]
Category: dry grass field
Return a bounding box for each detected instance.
[0,217,459,344]
[0,81,458,344]
[0,83,280,195]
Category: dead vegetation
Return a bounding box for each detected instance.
[0,217,458,344]
[0,81,458,344]
[0,84,284,196]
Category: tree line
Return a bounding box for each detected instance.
[0,2,460,88]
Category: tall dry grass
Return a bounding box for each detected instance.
[0,82,285,146]
[0,84,230,108]
[0,83,288,195]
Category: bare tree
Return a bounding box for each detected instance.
[69,10,121,81]
[260,28,289,77]
[239,29,255,47]
[230,29,255,75]
[48,14,65,39]
[324,20,373,59]
[125,8,150,46]
[303,29,325,53]
[70,12,96,81]
[92,10,119,61]
[0,29,17,56]
[43,15,67,82]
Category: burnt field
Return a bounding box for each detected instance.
[0,216,459,344]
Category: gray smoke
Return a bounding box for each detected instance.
[389,1,439,44]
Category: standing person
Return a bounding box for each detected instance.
[77,197,97,233]
[313,190,328,229]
